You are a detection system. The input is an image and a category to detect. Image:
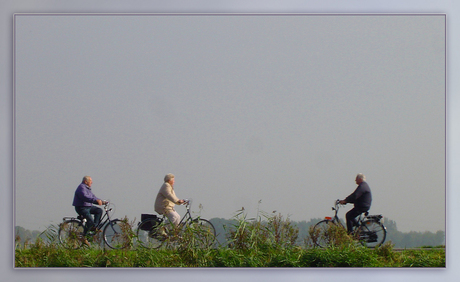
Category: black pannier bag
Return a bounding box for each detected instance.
[140,214,162,231]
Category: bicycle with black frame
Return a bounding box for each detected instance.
[136,199,216,249]
[58,201,131,249]
[312,199,387,248]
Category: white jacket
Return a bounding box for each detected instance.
[154,182,180,214]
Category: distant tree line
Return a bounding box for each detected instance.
[15,226,42,247]
[382,219,445,248]
[15,216,445,249]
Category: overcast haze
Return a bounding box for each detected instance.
[13,14,445,233]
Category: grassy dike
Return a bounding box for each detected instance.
[15,211,445,268]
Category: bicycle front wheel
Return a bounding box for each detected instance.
[312,219,338,248]
[103,219,132,249]
[59,220,84,249]
[357,220,387,248]
[136,219,164,249]
[185,218,216,248]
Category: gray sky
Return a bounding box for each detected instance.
[14,14,445,233]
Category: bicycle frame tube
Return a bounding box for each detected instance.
[178,204,193,226]
[99,205,121,229]
[97,215,109,229]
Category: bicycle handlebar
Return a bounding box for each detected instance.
[332,199,344,212]
[102,201,114,213]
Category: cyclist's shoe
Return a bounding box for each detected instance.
[80,237,91,247]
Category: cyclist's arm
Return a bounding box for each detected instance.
[343,186,364,204]
[76,186,102,205]
[161,184,182,204]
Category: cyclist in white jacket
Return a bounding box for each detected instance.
[154,173,185,226]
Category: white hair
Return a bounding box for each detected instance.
[164,173,175,183]
[356,173,366,181]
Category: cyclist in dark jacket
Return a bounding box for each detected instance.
[339,173,372,233]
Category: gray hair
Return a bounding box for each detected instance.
[356,173,366,181]
[164,173,175,183]
[82,176,91,183]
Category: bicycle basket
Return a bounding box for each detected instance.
[140,214,162,231]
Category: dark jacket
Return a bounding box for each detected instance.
[345,181,372,210]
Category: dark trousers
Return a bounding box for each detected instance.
[345,207,368,233]
[75,206,102,234]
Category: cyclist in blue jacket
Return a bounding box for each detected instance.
[339,173,372,233]
[72,176,107,238]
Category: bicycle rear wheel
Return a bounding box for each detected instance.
[59,219,84,249]
[357,220,387,248]
[103,219,132,249]
[136,219,164,249]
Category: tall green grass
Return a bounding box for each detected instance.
[15,242,445,267]
[225,207,299,251]
[15,209,445,268]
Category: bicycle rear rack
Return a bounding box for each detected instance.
[365,214,383,221]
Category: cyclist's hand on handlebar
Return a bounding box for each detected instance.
[178,199,185,205]
[339,200,347,205]
[96,199,108,205]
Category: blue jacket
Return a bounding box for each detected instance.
[72,183,100,207]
